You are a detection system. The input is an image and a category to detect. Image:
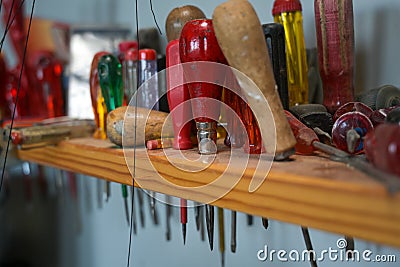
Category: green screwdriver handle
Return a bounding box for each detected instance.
[97,54,124,111]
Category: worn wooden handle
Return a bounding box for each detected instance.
[213,0,296,158]
[106,106,174,147]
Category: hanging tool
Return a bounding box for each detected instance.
[218,207,225,267]
[205,204,215,251]
[66,171,82,233]
[165,195,172,241]
[213,0,296,160]
[97,54,130,223]
[231,211,237,253]
[137,188,145,228]
[247,215,253,226]
[272,0,308,107]
[301,227,318,267]
[285,110,400,193]
[181,198,187,244]
[314,0,355,114]
[148,191,159,225]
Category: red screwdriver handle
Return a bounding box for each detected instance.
[365,124,400,177]
[166,40,194,150]
[284,110,319,155]
[179,19,226,154]
[314,0,355,114]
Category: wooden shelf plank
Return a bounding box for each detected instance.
[17,137,400,248]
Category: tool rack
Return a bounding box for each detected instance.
[17,137,400,248]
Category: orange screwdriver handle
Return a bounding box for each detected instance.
[90,51,110,139]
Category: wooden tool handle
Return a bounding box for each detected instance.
[165,5,206,42]
[213,0,296,158]
[106,106,174,147]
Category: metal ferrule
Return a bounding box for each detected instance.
[196,121,217,154]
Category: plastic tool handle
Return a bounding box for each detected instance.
[262,23,289,110]
[98,54,124,112]
[365,123,400,177]
[166,40,194,150]
[213,0,296,159]
[179,19,226,154]
[90,51,110,139]
[314,0,355,114]
[284,110,319,155]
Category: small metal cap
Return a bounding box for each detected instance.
[196,122,217,154]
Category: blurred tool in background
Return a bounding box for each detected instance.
[331,102,374,154]
[90,51,110,140]
[272,0,308,107]
[314,0,355,114]
[118,41,138,105]
[138,49,159,110]
[97,53,131,224]
[356,84,400,111]
[263,23,289,110]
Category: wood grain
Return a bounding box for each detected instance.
[17,137,400,248]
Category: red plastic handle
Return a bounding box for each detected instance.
[166,40,194,150]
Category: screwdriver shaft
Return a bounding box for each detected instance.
[205,204,214,251]
[301,227,318,267]
[137,189,145,227]
[231,211,237,253]
[122,184,130,225]
[218,208,225,267]
[181,198,187,244]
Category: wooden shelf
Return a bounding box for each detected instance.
[17,137,400,248]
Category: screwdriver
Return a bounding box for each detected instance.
[218,207,225,267]
[181,198,187,244]
[166,39,194,244]
[180,19,225,250]
[365,123,400,177]
[285,110,400,192]
[314,0,355,114]
[97,54,130,224]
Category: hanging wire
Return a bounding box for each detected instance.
[149,0,162,35]
[0,0,35,194]
[126,0,139,266]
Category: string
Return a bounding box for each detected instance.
[149,0,162,35]
[0,0,35,195]
[126,0,139,266]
